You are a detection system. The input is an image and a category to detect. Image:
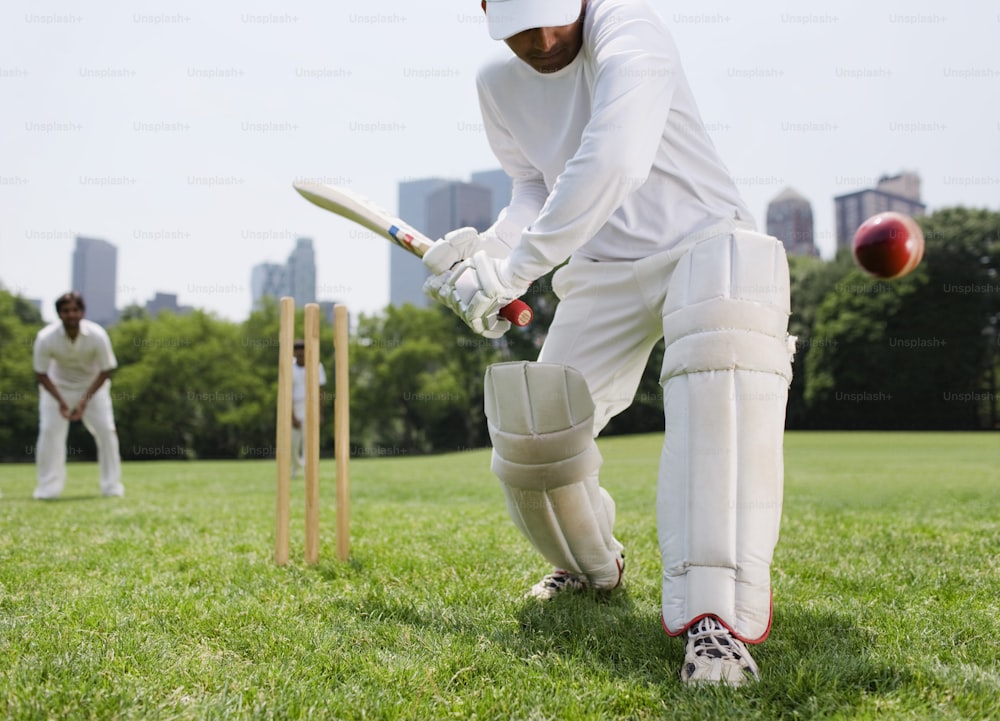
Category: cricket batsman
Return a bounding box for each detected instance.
[423,0,794,686]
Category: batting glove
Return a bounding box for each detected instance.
[429,250,529,339]
[422,227,513,275]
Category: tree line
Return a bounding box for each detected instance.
[0,206,996,462]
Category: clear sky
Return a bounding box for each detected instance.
[2,0,997,323]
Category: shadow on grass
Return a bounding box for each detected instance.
[512,598,915,713]
[512,588,675,682]
[761,605,914,701]
[313,557,367,578]
[6,493,108,503]
[339,580,913,715]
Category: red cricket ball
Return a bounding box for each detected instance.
[852,211,925,280]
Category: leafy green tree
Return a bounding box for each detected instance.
[350,304,506,454]
[118,304,149,323]
[804,207,999,429]
[804,267,921,427]
[916,207,1000,428]
[785,251,856,428]
[110,310,272,459]
[239,298,289,459]
[0,291,44,461]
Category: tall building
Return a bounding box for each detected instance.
[766,188,817,256]
[317,300,339,323]
[470,168,513,222]
[390,175,504,309]
[392,178,450,309]
[250,238,317,311]
[287,237,317,307]
[424,182,493,240]
[251,263,288,310]
[875,172,921,200]
[72,236,118,326]
[398,178,450,233]
[390,179,495,309]
[834,171,926,250]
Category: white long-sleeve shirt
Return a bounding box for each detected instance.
[477,0,753,287]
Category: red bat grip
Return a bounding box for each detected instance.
[500,299,533,327]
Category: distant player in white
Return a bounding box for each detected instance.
[290,339,327,478]
[32,292,124,499]
[424,0,795,685]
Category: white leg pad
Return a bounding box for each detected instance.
[485,361,624,588]
[658,230,793,643]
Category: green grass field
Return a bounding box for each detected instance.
[1,432,998,720]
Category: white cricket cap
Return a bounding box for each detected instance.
[483,0,583,40]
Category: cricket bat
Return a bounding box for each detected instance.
[293,181,533,327]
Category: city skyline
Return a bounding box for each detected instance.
[2,0,997,323]
[0,169,960,324]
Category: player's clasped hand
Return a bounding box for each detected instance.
[425,250,528,339]
[423,226,515,275]
[422,227,484,275]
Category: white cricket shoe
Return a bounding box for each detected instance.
[525,554,625,600]
[526,569,591,600]
[680,616,760,687]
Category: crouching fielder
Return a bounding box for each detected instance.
[424,0,794,686]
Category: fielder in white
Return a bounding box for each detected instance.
[290,339,327,478]
[32,292,124,499]
[424,0,794,686]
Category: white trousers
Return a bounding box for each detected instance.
[539,234,710,433]
[35,383,123,498]
[290,425,305,475]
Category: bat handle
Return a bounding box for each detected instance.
[500,299,533,327]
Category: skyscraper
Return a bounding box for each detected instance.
[250,238,317,311]
[424,182,493,240]
[287,237,317,307]
[766,188,817,256]
[390,179,495,309]
[72,236,117,326]
[470,168,514,222]
[834,171,926,251]
[392,178,450,309]
[251,263,288,310]
[390,176,503,309]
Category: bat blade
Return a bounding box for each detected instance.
[293,180,533,327]
[293,181,431,256]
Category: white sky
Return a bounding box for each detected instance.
[2,0,997,323]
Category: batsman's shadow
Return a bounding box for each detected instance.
[509,597,912,703]
[320,564,911,705]
[509,588,674,686]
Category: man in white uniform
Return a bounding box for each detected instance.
[32,292,124,499]
[290,339,327,478]
[424,0,794,685]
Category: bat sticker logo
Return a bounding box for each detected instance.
[388,225,414,247]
